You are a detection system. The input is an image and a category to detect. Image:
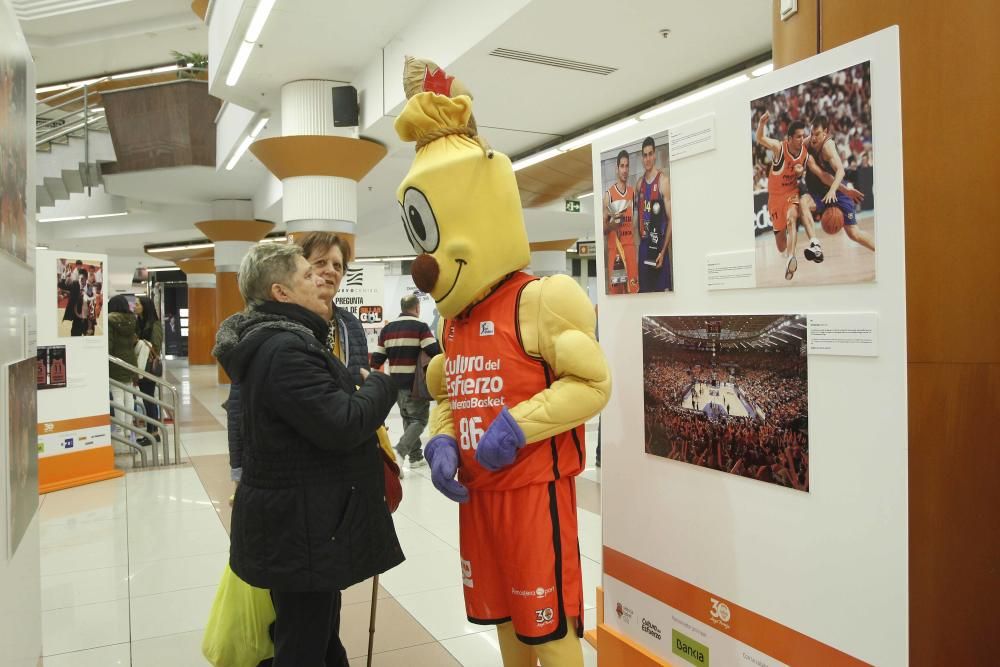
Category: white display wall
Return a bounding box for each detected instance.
[596,29,907,666]
[0,0,42,663]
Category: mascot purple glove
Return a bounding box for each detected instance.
[474,407,526,471]
[424,435,469,503]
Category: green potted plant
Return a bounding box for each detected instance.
[171,51,208,79]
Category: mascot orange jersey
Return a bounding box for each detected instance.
[394,57,611,667]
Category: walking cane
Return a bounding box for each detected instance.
[367,575,379,667]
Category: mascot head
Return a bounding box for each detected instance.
[394,57,530,319]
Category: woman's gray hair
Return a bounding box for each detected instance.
[238,243,304,308]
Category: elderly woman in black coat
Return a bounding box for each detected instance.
[213,243,402,667]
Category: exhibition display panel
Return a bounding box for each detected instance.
[595,29,906,666]
[34,250,122,493]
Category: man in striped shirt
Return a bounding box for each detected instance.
[371,294,441,467]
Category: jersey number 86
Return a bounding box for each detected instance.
[459,417,484,450]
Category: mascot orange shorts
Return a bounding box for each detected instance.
[459,477,583,644]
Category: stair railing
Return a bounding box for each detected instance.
[108,355,183,467]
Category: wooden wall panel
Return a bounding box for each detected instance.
[101,80,221,172]
[775,1,1000,664]
[820,0,1000,363]
[215,272,244,384]
[908,362,999,665]
[186,286,216,365]
[771,0,819,68]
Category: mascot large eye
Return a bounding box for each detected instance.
[401,187,440,253]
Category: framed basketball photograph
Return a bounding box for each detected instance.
[598,130,672,295]
[642,315,809,492]
[751,61,876,288]
[56,257,105,337]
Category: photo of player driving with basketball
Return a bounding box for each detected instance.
[751,61,876,288]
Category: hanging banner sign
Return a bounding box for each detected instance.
[336,264,385,326]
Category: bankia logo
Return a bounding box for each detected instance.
[709,597,732,630]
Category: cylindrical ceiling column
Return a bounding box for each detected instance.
[195,202,274,383]
[250,80,387,256]
[176,257,217,366]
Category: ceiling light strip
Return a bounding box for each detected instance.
[226,0,278,87]
[38,211,128,222]
[225,113,269,171]
[509,55,769,172]
[638,73,749,121]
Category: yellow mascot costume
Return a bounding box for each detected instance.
[394,57,611,667]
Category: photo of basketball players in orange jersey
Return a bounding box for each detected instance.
[599,130,672,295]
[751,61,876,288]
[602,150,639,294]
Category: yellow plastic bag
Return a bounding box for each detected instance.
[202,565,275,667]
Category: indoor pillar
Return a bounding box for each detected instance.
[175,257,217,366]
[195,201,274,383]
[773,2,999,664]
[250,80,386,254]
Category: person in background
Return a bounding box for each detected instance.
[135,295,164,447]
[214,243,402,666]
[59,263,88,336]
[107,295,138,448]
[370,294,441,468]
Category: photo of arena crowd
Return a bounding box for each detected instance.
[642,314,809,492]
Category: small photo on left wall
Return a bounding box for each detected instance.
[56,257,105,337]
[8,357,39,558]
[0,26,29,264]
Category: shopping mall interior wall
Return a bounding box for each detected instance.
[0,1,42,664]
[595,29,907,666]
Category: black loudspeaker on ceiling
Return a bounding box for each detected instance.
[332,85,359,128]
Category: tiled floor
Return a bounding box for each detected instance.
[40,361,602,666]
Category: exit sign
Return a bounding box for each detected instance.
[565,199,581,213]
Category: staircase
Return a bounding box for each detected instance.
[35,82,117,212]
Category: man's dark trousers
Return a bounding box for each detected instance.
[395,387,429,463]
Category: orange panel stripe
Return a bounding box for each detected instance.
[604,547,871,666]
[37,414,109,435]
[251,135,387,181]
[38,446,122,494]
[597,624,673,667]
